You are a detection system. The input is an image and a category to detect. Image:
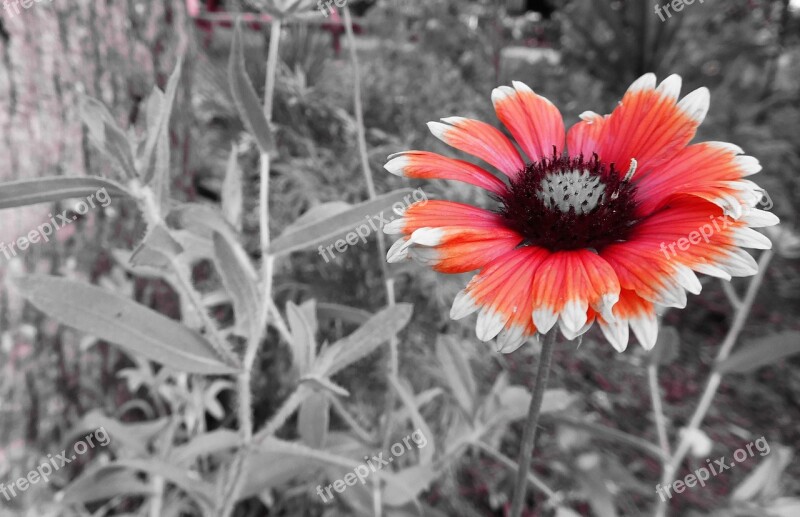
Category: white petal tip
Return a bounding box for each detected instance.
[678,87,711,124]
[410,227,445,247]
[450,290,479,320]
[734,156,762,177]
[628,73,657,92]
[386,238,412,263]
[384,155,409,177]
[532,308,558,334]
[476,308,507,342]
[657,74,682,100]
[383,218,406,235]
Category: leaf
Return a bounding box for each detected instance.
[649,325,680,366]
[80,96,137,178]
[114,459,215,510]
[382,465,439,507]
[317,302,372,325]
[74,410,168,456]
[221,144,243,231]
[228,21,274,154]
[166,203,239,244]
[286,300,316,373]
[494,387,576,422]
[388,376,435,465]
[12,275,240,375]
[61,468,153,505]
[204,379,236,420]
[316,303,413,377]
[298,391,330,449]
[731,443,792,502]
[0,176,130,210]
[285,201,352,232]
[238,451,320,500]
[171,430,241,465]
[765,498,800,517]
[259,437,359,470]
[299,374,350,397]
[148,89,171,208]
[140,58,182,184]
[212,232,261,340]
[130,224,183,270]
[716,331,800,374]
[435,335,476,415]
[268,189,415,256]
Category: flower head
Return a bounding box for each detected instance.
[384,74,778,353]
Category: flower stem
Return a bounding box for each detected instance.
[654,250,773,517]
[509,331,557,517]
[219,20,282,517]
[648,363,671,458]
[341,5,399,451]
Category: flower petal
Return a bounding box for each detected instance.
[427,117,525,177]
[385,151,508,195]
[566,111,608,158]
[384,200,505,236]
[405,225,525,273]
[531,250,621,335]
[635,142,767,217]
[459,246,550,346]
[492,81,566,164]
[596,73,709,177]
[598,290,659,352]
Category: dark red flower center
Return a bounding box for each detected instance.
[499,152,639,252]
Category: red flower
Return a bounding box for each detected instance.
[384,74,778,353]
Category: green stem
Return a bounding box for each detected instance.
[509,332,558,517]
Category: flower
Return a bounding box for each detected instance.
[384,74,779,353]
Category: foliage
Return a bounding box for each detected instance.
[1,1,799,516]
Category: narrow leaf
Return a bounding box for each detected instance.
[436,335,476,415]
[388,376,435,465]
[61,468,153,505]
[382,465,439,507]
[0,176,130,210]
[717,331,800,374]
[298,391,330,449]
[171,430,241,465]
[317,302,372,325]
[80,96,137,178]
[269,189,415,256]
[130,224,184,270]
[316,303,413,377]
[212,232,261,339]
[166,203,240,244]
[12,275,240,375]
[286,300,316,373]
[221,144,243,231]
[141,58,182,184]
[228,22,274,154]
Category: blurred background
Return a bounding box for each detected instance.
[0,0,799,515]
